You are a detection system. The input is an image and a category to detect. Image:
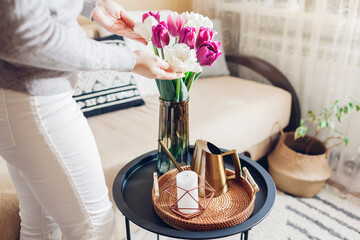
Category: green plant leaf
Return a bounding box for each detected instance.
[318,119,327,129]
[329,100,339,110]
[183,72,191,87]
[178,79,189,101]
[349,102,354,110]
[344,137,350,145]
[327,118,335,129]
[307,110,316,121]
[344,106,349,114]
[175,78,181,102]
[356,105,360,111]
[294,125,308,139]
[337,115,343,123]
[158,79,176,101]
[155,79,161,93]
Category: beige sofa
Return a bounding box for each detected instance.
[0,5,298,240]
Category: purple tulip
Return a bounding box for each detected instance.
[196,41,222,66]
[195,27,216,50]
[167,12,187,37]
[152,21,170,49]
[142,11,160,23]
[178,27,197,49]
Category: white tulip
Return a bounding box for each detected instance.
[182,12,213,32]
[164,43,203,73]
[133,16,158,41]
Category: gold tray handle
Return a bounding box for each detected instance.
[153,172,160,198]
[243,167,260,193]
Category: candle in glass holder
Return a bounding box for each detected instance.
[176,170,199,214]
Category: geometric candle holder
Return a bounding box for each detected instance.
[164,173,216,219]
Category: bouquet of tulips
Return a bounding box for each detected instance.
[134,11,222,102]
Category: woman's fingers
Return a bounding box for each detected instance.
[155,59,185,79]
[120,11,135,29]
[119,30,148,45]
[132,50,185,79]
[155,68,185,80]
[135,38,148,45]
[156,58,170,70]
[155,58,185,79]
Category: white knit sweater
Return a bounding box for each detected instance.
[0,0,135,95]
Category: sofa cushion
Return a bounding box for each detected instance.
[73,35,145,118]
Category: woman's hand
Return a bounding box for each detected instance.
[92,0,147,45]
[132,51,185,80]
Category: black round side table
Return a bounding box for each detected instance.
[113,148,276,240]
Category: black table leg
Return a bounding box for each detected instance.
[125,217,131,240]
[243,230,249,240]
[157,234,160,240]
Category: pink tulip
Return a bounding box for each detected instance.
[195,27,216,50]
[152,21,170,49]
[167,12,187,37]
[196,41,222,66]
[142,11,160,23]
[178,27,197,49]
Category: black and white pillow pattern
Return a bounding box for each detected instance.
[73,35,145,118]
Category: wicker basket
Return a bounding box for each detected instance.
[152,166,259,231]
[268,130,332,198]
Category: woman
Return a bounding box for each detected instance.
[0,0,181,239]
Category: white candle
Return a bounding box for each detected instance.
[176,170,199,214]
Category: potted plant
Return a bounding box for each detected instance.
[268,99,360,197]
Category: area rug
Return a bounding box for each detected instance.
[130,184,360,240]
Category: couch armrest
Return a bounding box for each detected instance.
[225,54,301,132]
[0,193,20,240]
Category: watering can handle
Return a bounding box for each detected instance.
[222,150,242,180]
[158,139,183,172]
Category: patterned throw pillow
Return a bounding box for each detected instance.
[73,35,145,118]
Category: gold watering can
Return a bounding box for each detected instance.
[190,139,242,197]
[158,139,243,197]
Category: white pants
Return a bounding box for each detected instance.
[0,89,115,240]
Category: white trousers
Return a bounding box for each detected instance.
[0,89,115,240]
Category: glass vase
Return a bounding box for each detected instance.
[157,98,190,174]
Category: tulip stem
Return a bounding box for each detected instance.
[152,44,159,57]
[161,48,165,59]
[175,78,180,102]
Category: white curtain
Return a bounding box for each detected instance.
[194,0,360,193]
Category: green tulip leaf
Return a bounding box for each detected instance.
[178,79,189,102]
[158,79,176,101]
